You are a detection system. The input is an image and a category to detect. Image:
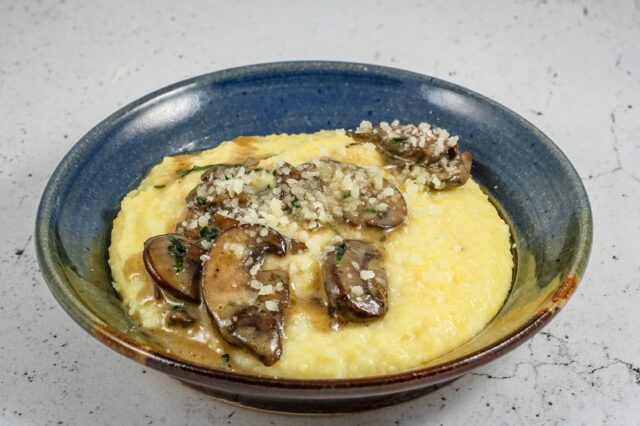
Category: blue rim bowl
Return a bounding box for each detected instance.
[35,61,592,413]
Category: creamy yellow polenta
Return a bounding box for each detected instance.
[109,129,513,379]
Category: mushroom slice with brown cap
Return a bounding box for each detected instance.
[349,130,426,165]
[322,239,388,322]
[275,159,407,229]
[320,160,407,229]
[340,179,407,229]
[348,121,473,190]
[201,225,290,366]
[210,212,240,231]
[143,234,204,302]
[430,150,472,187]
[226,269,290,364]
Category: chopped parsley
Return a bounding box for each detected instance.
[291,197,301,208]
[379,234,387,242]
[195,196,207,207]
[176,163,241,177]
[153,184,166,189]
[199,226,219,242]
[176,164,215,177]
[167,236,187,273]
[171,304,183,311]
[221,353,231,363]
[391,136,409,144]
[364,207,384,218]
[335,243,347,262]
[227,300,236,307]
[341,190,351,199]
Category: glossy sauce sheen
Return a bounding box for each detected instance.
[108,130,513,379]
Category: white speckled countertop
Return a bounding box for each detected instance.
[1,0,639,424]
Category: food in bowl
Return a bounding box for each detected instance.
[108,120,513,379]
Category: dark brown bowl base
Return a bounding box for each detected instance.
[180,378,456,414]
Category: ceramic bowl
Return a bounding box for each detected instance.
[35,61,592,414]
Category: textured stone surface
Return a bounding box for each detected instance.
[1,0,639,424]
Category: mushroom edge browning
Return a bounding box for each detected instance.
[322,159,407,229]
[201,224,290,366]
[275,159,408,230]
[142,234,204,302]
[348,121,473,190]
[322,239,389,322]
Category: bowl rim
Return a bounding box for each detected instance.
[35,60,592,390]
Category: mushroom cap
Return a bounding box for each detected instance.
[201,225,290,366]
[322,239,388,322]
[143,234,204,302]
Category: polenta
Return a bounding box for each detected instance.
[109,120,513,378]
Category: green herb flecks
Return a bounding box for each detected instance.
[167,236,187,273]
[153,184,166,189]
[199,226,219,242]
[341,190,351,199]
[176,164,215,177]
[176,163,242,177]
[364,207,380,214]
[391,136,409,144]
[221,353,231,364]
[195,196,207,207]
[335,243,347,262]
[291,197,301,208]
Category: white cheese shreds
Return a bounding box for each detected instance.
[265,300,279,311]
[249,263,261,276]
[359,270,375,280]
[258,285,275,295]
[351,285,365,296]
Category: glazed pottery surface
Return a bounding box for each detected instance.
[36,62,592,413]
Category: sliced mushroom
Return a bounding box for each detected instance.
[349,121,473,190]
[177,163,261,240]
[322,239,388,322]
[322,159,407,229]
[143,234,204,302]
[432,150,472,187]
[274,159,407,229]
[226,269,290,364]
[349,130,426,165]
[341,180,407,229]
[176,209,206,240]
[201,225,290,366]
[211,212,240,231]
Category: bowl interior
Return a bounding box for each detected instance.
[36,62,591,381]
